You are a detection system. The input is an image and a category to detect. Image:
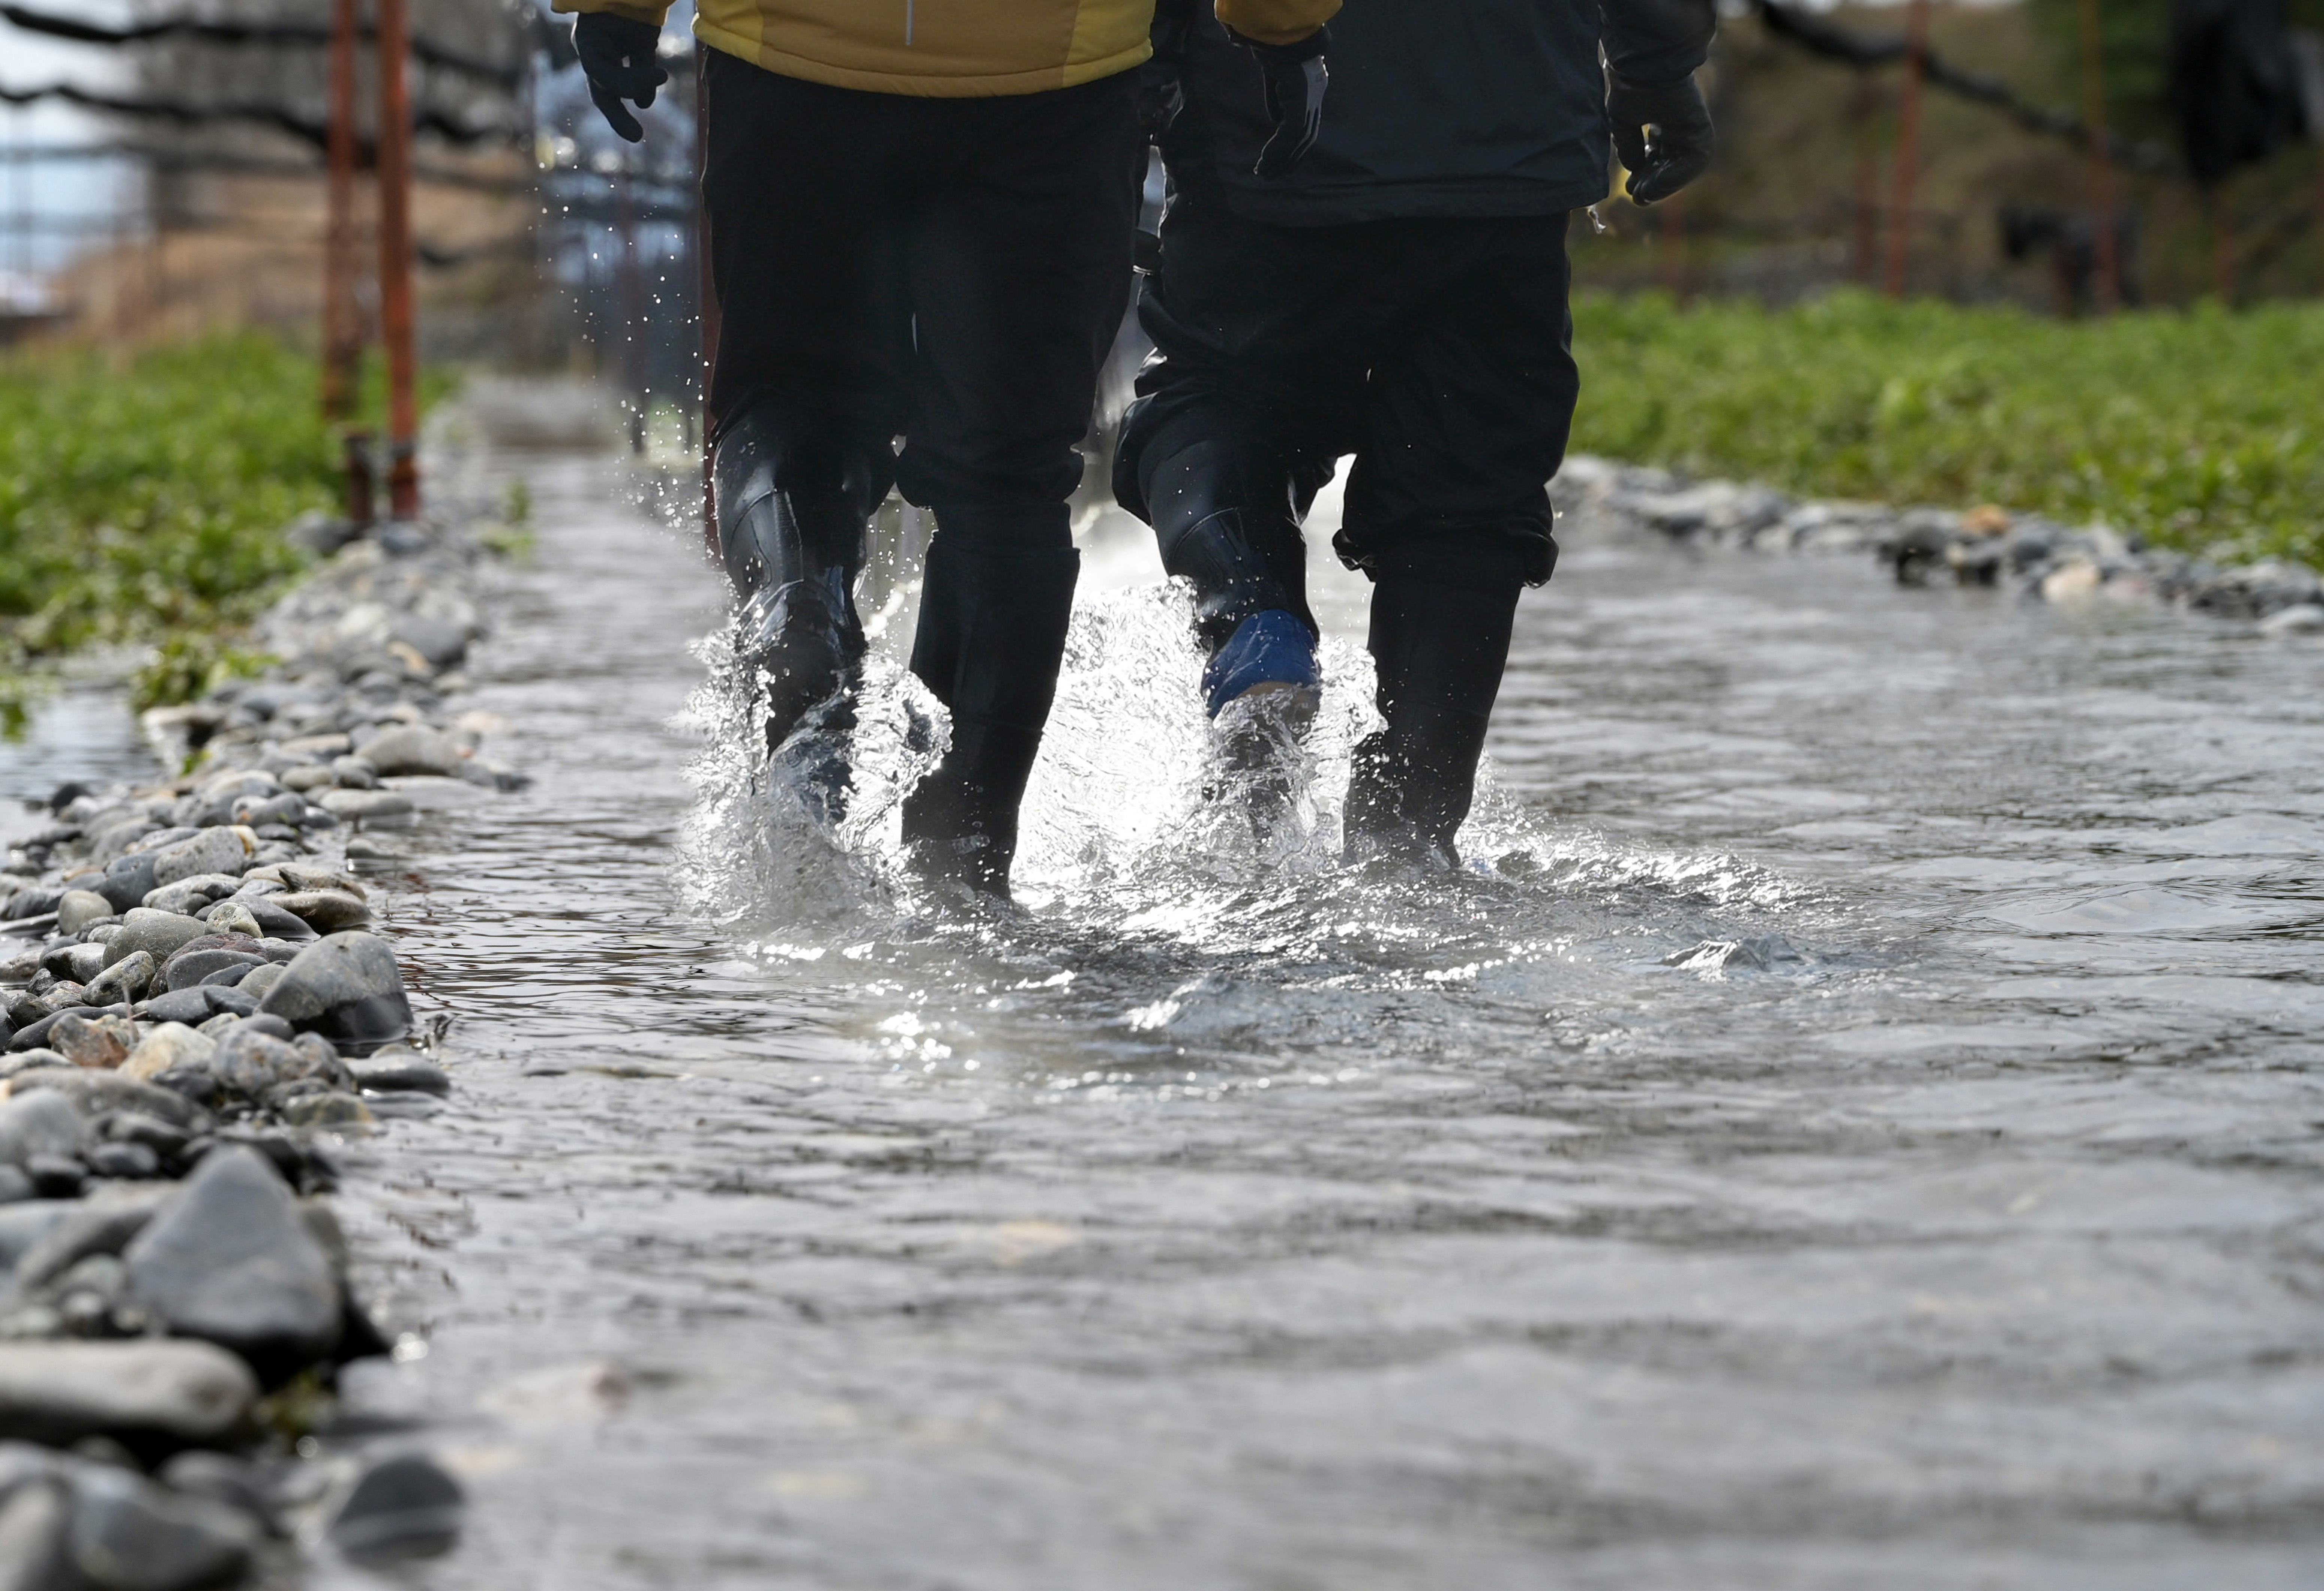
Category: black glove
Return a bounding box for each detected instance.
[574,12,667,144]
[1225,25,1329,181]
[1605,67,1713,205]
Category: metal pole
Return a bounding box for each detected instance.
[323,0,361,418]
[2075,0,2118,312]
[1883,0,1929,300]
[376,0,421,517]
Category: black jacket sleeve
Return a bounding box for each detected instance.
[1600,0,1715,85]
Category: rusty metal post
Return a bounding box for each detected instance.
[1883,0,1929,299]
[2075,0,2119,312]
[343,430,377,528]
[323,0,361,418]
[376,0,421,517]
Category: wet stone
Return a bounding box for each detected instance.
[58,944,108,986]
[348,1049,450,1096]
[149,828,254,890]
[101,1112,190,1162]
[79,952,155,1009]
[326,1452,465,1564]
[122,1146,342,1370]
[0,1477,67,1588]
[27,1156,85,1199]
[85,1142,159,1180]
[270,890,373,933]
[239,963,288,1002]
[234,897,318,942]
[103,910,211,971]
[10,1072,200,1131]
[279,1093,373,1132]
[0,1053,69,1088]
[120,1023,217,1084]
[0,1339,257,1445]
[0,1091,87,1169]
[48,1014,135,1071]
[257,932,412,1050]
[133,988,214,1027]
[355,723,465,778]
[138,876,240,919]
[199,901,265,942]
[208,1030,300,1097]
[61,1462,260,1591]
[317,789,413,822]
[53,892,112,938]
[92,855,160,916]
[154,1451,276,1536]
[163,950,266,994]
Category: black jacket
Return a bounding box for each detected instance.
[1161,0,1716,224]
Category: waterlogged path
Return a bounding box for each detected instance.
[24,445,2316,1589]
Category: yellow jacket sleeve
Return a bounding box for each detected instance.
[1214,0,1341,48]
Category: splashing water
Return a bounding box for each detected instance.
[674,529,1837,1100]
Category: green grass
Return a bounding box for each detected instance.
[1570,290,2324,568]
[0,337,448,731]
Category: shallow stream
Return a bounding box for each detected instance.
[7,443,2321,1589]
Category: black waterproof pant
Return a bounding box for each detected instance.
[701,55,1145,893]
[702,53,1144,516]
[1116,191,1577,861]
[1117,191,1577,579]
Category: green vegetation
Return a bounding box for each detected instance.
[1571,290,2324,567]
[0,337,448,733]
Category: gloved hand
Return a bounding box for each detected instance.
[574,12,668,144]
[1225,25,1330,181]
[1606,67,1713,205]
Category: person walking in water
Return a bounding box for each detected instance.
[560,0,1339,899]
[1118,0,1716,866]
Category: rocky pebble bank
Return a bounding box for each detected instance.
[1555,455,2324,634]
[0,512,512,1586]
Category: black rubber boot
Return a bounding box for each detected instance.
[1138,433,1317,655]
[899,507,1080,900]
[711,406,881,755]
[1344,539,1528,869]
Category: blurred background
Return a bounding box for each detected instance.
[1,0,2319,384]
[2,0,2321,731]
[0,0,702,419]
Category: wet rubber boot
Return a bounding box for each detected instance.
[711,408,876,758]
[899,509,1080,900]
[1344,547,1523,870]
[1138,436,1320,724]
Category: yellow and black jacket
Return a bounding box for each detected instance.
[551,0,1338,98]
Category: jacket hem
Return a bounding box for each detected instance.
[695,21,1149,96]
[1213,175,1610,227]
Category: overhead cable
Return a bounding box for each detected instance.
[0,80,515,150]
[0,3,525,90]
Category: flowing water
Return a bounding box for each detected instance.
[10,440,2323,1589]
